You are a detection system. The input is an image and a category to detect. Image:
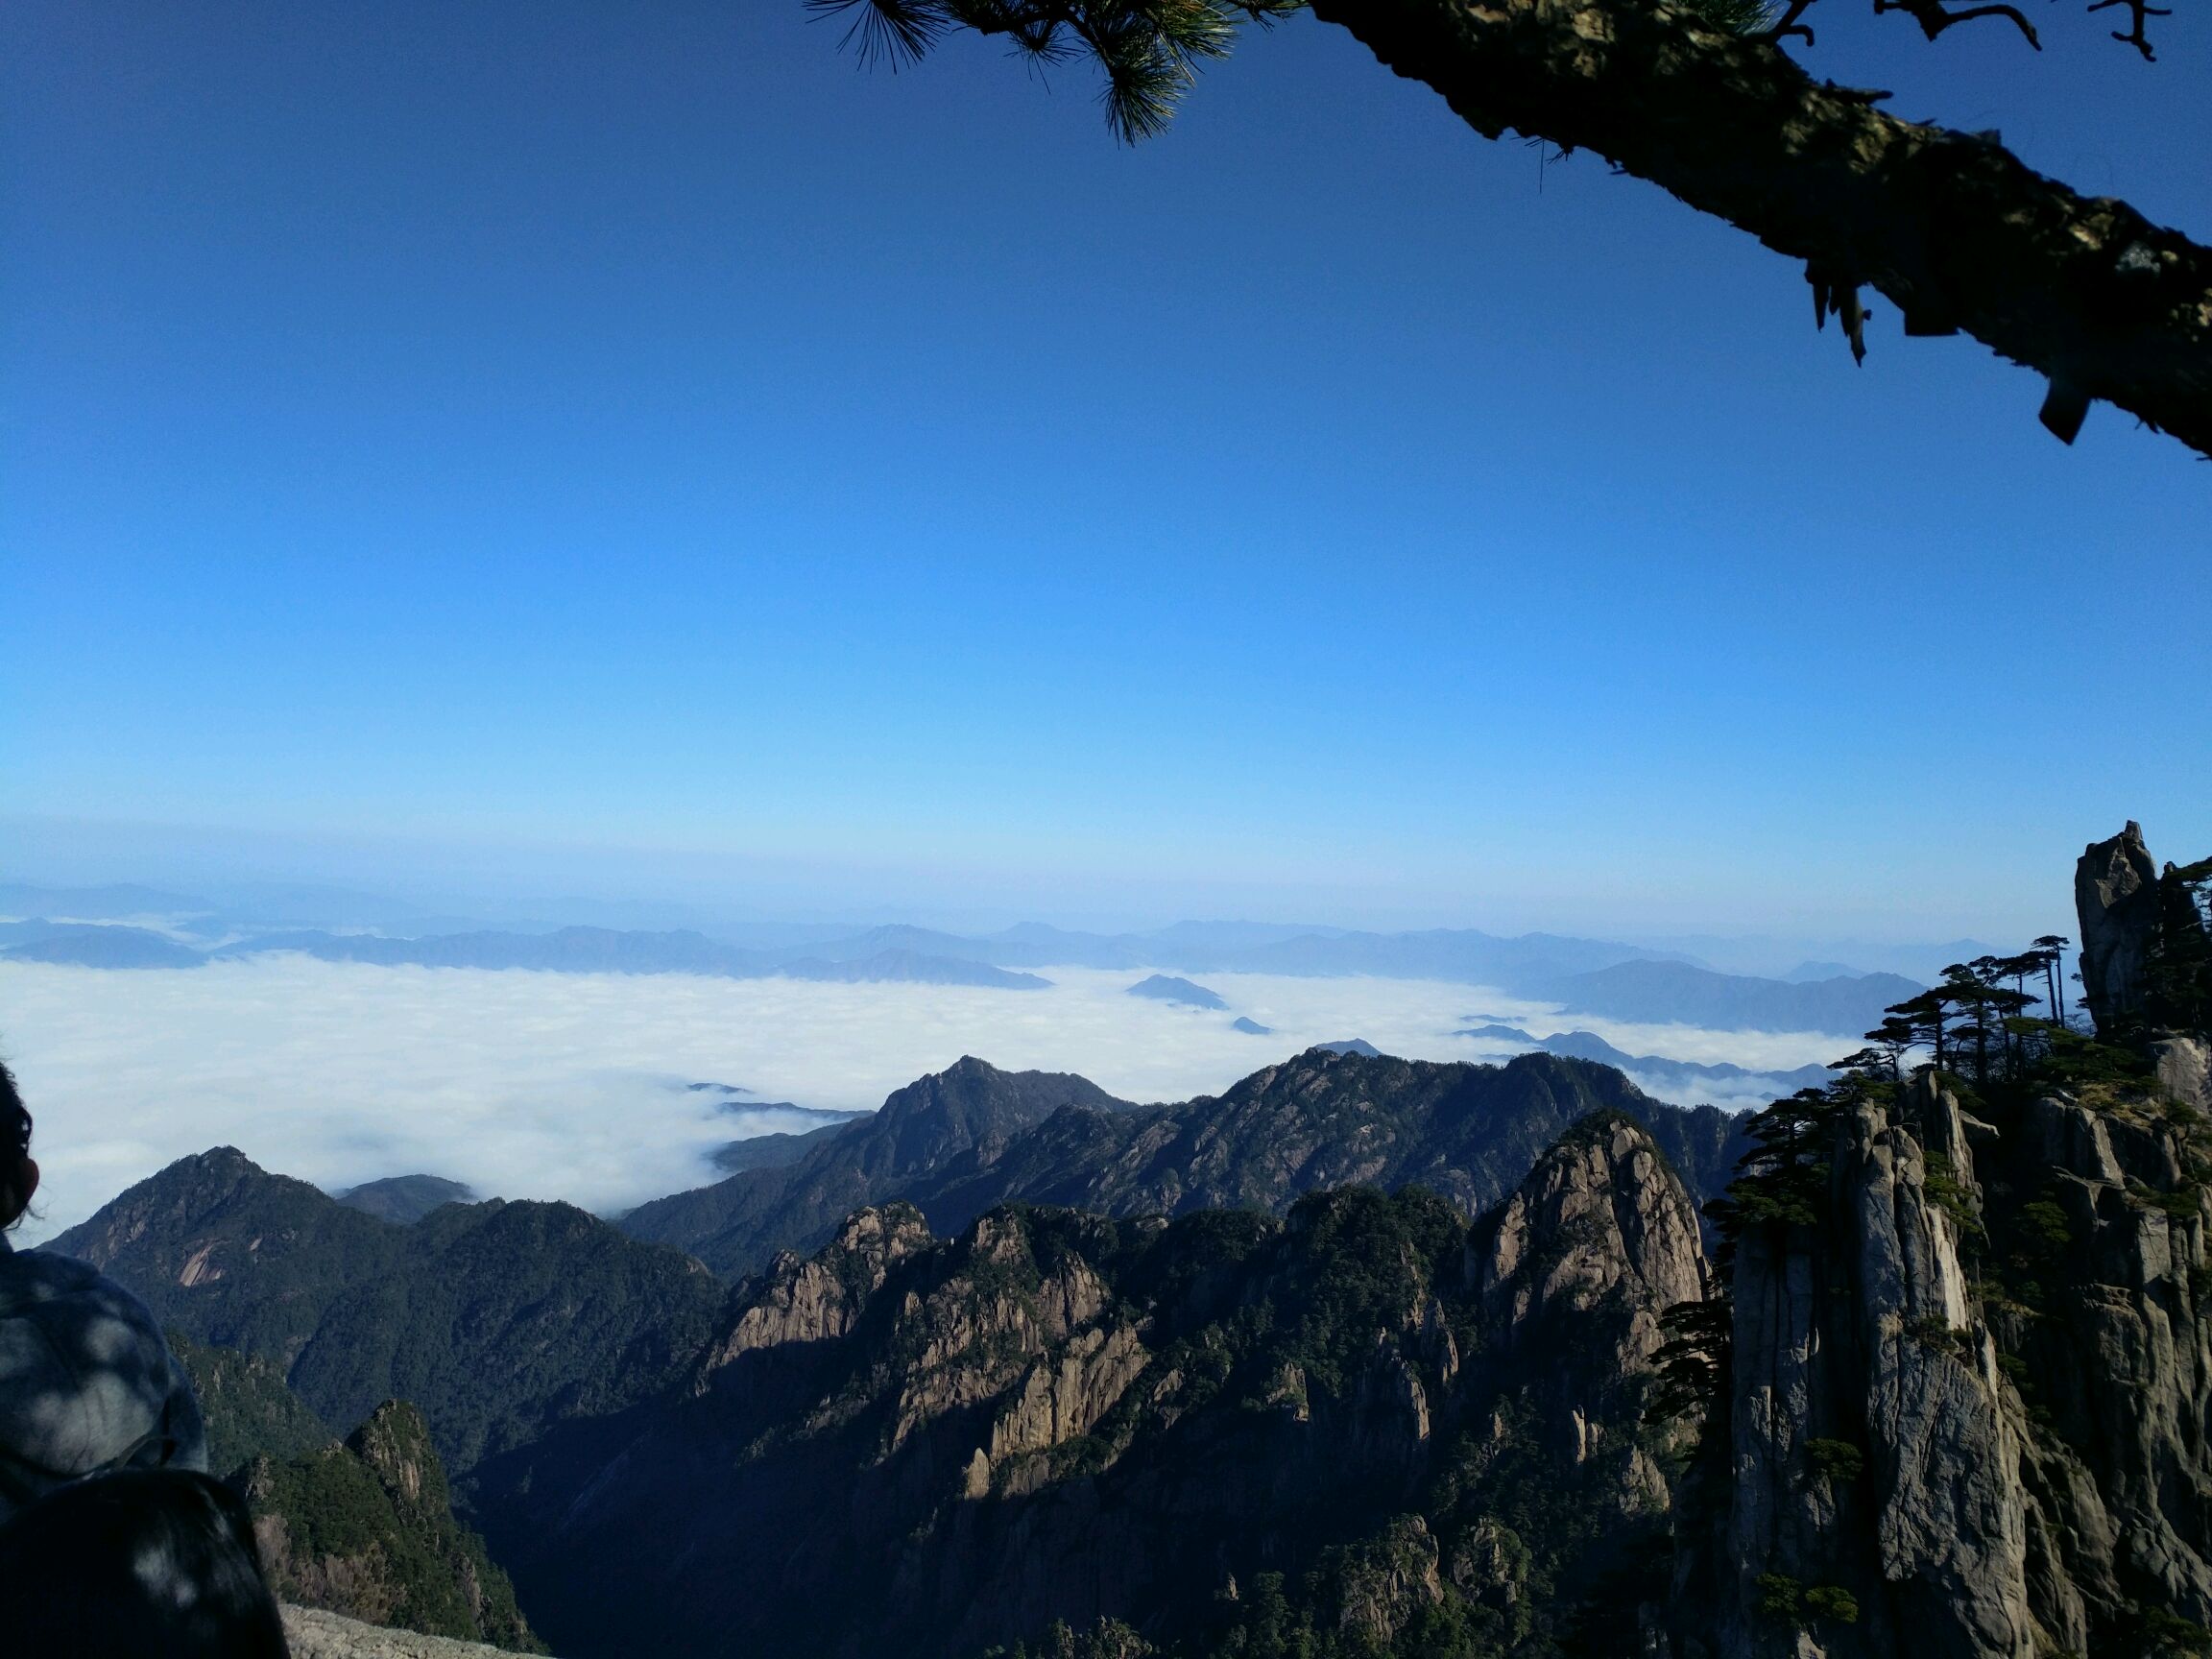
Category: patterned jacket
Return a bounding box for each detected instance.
[0,1234,207,1519]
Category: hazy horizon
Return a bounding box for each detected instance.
[0,809,2116,966]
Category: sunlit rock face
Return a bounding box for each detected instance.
[479,1115,1710,1659]
[1684,1074,2212,1659]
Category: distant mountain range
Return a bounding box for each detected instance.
[0,885,1942,1034]
[708,1120,851,1174]
[0,922,1050,989]
[1539,957,1924,1034]
[56,1047,1743,1463]
[1458,1023,1833,1097]
[0,920,204,968]
[0,881,213,921]
[619,1059,1141,1276]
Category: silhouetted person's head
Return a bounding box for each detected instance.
[0,1061,36,1232]
[0,1469,290,1658]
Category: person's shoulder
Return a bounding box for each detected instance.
[0,1245,163,1335]
[0,1241,105,1295]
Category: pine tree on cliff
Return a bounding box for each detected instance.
[807,0,2209,457]
[2032,935,2071,1029]
[1887,984,1954,1073]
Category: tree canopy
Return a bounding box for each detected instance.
[810,0,2211,460]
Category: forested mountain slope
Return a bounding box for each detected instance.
[618,1056,1139,1275]
[51,1156,725,1478]
[246,1402,542,1651]
[168,1338,543,1650]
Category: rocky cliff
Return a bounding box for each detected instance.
[1672,1065,2212,1659]
[479,1112,1711,1659]
[280,1604,552,1659]
[2077,822,2166,1037]
[2077,821,2212,1060]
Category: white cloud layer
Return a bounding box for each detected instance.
[0,959,1846,1243]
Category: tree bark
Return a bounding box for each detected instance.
[1306,0,2212,459]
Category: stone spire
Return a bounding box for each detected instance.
[2074,820,2161,1036]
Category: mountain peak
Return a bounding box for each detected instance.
[1125,974,1228,1009]
[335,1174,477,1224]
[862,1060,1133,1180]
[1478,1110,1707,1472]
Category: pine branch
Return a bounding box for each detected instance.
[1305,0,2212,458]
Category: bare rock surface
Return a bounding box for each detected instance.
[1691,1070,2212,1658]
[2153,1033,2211,1112]
[1479,1110,1708,1487]
[281,1605,540,1659]
[2076,820,2167,1035]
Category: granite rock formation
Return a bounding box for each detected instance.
[1674,1069,2212,1658]
[2075,823,2211,1109]
[2077,821,2166,1036]
[479,1112,1711,1659]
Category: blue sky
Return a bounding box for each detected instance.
[4,0,2207,939]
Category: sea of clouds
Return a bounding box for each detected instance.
[0,958,1849,1243]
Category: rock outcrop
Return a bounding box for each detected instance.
[1996,1088,2212,1653]
[2155,1034,2212,1114]
[1478,1111,1707,1486]
[1695,1080,2031,1658]
[1679,1072,2212,1659]
[691,1202,932,1382]
[2077,822,2164,1036]
[281,1604,552,1659]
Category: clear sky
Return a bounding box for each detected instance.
[4,0,2208,940]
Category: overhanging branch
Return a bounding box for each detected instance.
[2086,0,2169,61]
[1307,0,2212,458]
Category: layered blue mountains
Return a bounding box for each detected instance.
[0,880,1933,1033]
